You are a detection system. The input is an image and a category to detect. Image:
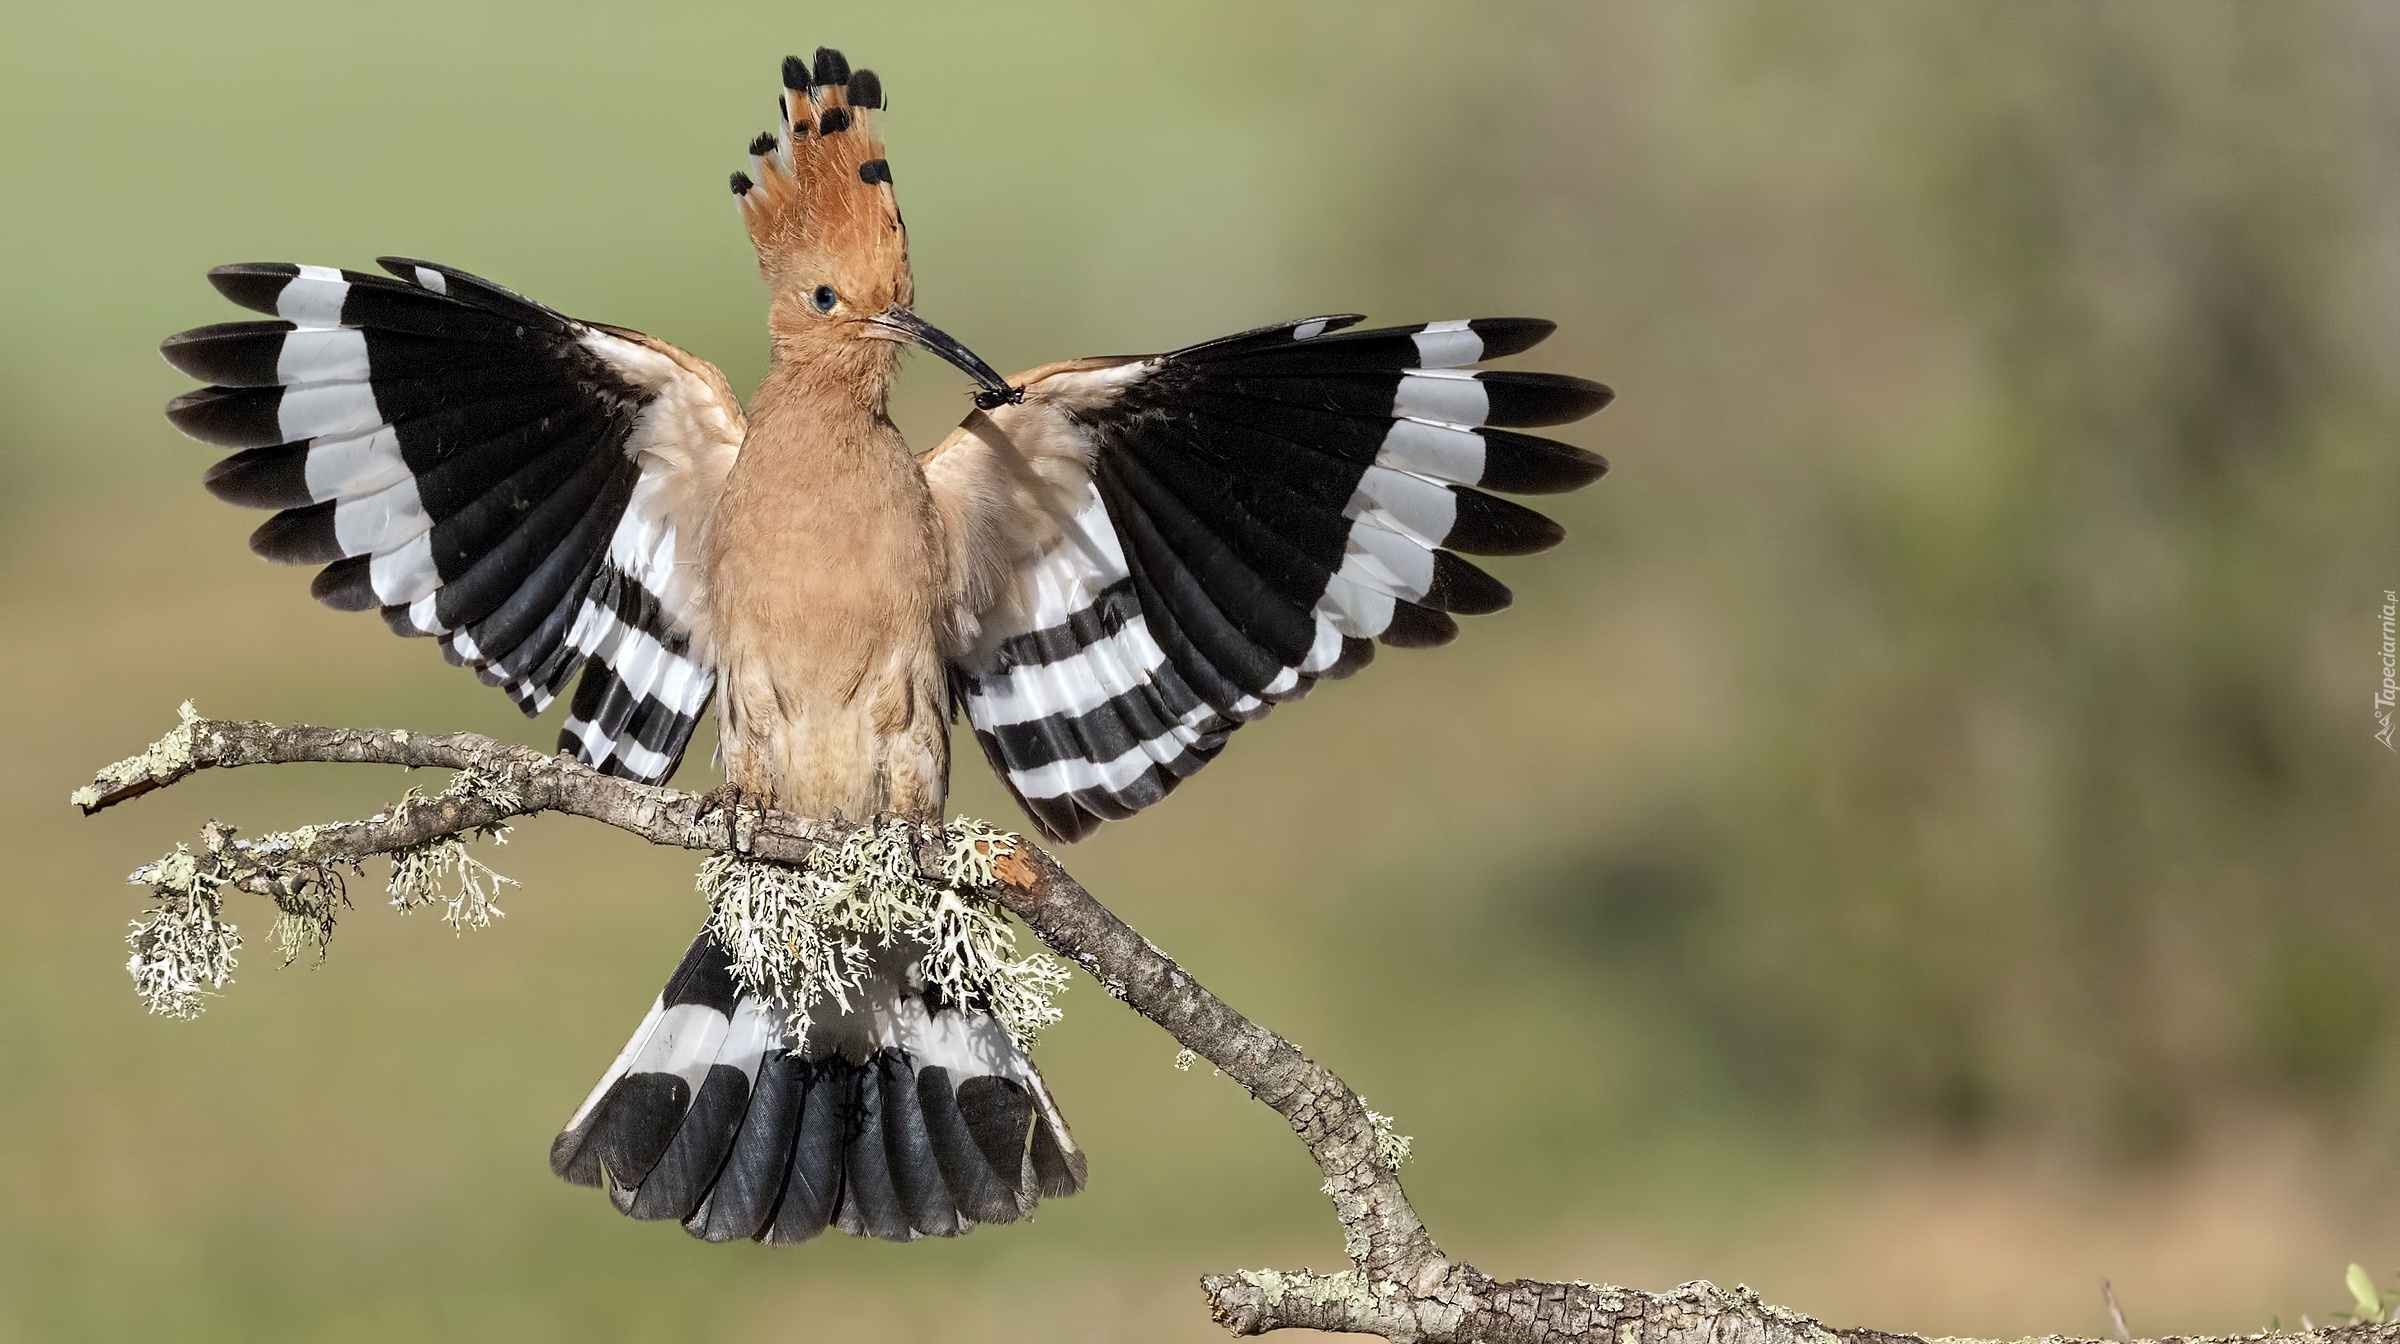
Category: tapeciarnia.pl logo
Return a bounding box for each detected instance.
[2379,589,2397,752]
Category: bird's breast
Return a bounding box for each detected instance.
[702,415,951,819]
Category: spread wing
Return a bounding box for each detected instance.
[926,315,1611,841]
[161,259,743,784]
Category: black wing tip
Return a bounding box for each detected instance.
[1483,372,1614,427]
[163,384,279,448]
[983,729,1102,842]
[161,385,218,415]
[1027,811,1082,844]
[1477,431,1610,495]
[1324,636,1378,680]
[730,170,755,197]
[310,555,379,611]
[159,322,273,382]
[1378,601,1460,649]
[1426,552,1513,616]
[812,47,850,87]
[1473,316,1559,355]
[782,54,810,90]
[202,444,308,509]
[203,261,301,311]
[1561,375,1615,417]
[1443,489,1567,557]
[1014,788,1092,844]
[380,603,435,639]
[158,324,210,357]
[747,131,776,157]
[205,261,295,281]
[849,69,882,109]
[248,501,341,565]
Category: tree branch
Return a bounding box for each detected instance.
[72,707,2394,1344]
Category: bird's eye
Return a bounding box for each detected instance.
[812,285,838,313]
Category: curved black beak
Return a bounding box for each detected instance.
[866,306,1021,408]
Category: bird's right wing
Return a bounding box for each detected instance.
[161,259,743,785]
[926,316,1611,841]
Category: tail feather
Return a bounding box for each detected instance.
[767,1060,851,1244]
[552,932,1084,1244]
[627,996,778,1221]
[876,1051,959,1237]
[834,1060,909,1240]
[919,1069,1022,1224]
[549,934,739,1189]
[688,1049,802,1242]
[1029,1103,1089,1199]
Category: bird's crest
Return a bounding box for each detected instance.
[732,49,909,315]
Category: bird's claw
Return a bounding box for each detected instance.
[696,783,770,854]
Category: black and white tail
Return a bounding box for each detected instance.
[550,934,1085,1242]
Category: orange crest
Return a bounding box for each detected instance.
[732,49,909,318]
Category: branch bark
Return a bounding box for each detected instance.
[73,708,2392,1344]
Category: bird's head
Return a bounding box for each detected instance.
[735,49,1014,409]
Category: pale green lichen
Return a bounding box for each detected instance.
[1360,1099,1414,1169]
[383,772,521,933]
[700,817,1068,1049]
[387,836,515,932]
[118,765,519,1019]
[1234,1269,1398,1313]
[1173,1047,1198,1071]
[401,768,522,819]
[124,843,241,1019]
[939,817,1016,888]
[261,860,353,965]
[73,701,203,811]
[702,850,875,1023]
[214,821,360,964]
[268,888,345,964]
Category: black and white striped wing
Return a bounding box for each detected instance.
[939,316,1611,841]
[161,259,743,784]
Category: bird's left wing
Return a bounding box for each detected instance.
[926,315,1611,842]
[162,259,743,784]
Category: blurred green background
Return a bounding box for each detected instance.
[6,2,2399,1340]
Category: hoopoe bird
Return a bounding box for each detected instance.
[158,49,1611,1244]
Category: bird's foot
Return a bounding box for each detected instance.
[695,783,771,854]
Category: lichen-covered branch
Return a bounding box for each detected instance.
[72,707,2382,1344]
